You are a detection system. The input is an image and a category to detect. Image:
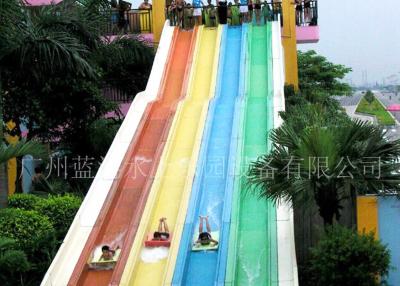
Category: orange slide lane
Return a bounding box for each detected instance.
[68,29,196,286]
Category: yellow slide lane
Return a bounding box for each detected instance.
[120,26,221,286]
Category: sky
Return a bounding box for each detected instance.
[127,0,400,86]
[298,0,400,86]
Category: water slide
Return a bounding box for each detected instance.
[171,25,245,285]
[224,23,277,286]
[119,26,221,286]
[43,21,298,286]
[66,29,196,286]
[41,23,192,285]
[41,22,174,286]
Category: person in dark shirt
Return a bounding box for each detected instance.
[195,216,218,246]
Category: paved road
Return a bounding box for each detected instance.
[335,91,400,141]
[374,91,400,107]
[334,93,362,106]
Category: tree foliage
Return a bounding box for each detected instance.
[365,90,375,104]
[0,0,153,144]
[307,225,390,286]
[84,118,122,158]
[8,193,44,211]
[0,139,47,164]
[0,237,30,286]
[298,50,353,96]
[96,37,155,96]
[247,118,400,225]
[0,208,57,285]
[36,195,82,239]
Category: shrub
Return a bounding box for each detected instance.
[36,195,82,239]
[308,225,390,286]
[365,90,375,104]
[8,193,43,210]
[0,237,30,286]
[0,208,55,252]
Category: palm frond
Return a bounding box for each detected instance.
[0,140,47,164]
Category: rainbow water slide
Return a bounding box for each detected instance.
[41,23,196,285]
[119,26,221,286]
[171,25,246,286]
[224,23,277,286]
[43,20,298,286]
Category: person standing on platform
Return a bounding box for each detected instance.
[217,0,228,24]
[192,0,204,25]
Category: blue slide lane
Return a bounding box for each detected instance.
[172,25,247,286]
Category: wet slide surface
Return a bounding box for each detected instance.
[226,24,278,286]
[172,26,243,286]
[67,29,194,286]
[120,27,219,286]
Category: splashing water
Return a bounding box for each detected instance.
[140,247,170,263]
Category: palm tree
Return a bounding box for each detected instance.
[0,140,47,208]
[0,0,104,206]
[248,118,400,226]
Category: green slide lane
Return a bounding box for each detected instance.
[226,24,278,286]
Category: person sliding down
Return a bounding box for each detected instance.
[195,216,219,246]
[100,245,117,261]
[153,217,170,241]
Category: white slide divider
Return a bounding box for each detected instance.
[272,21,299,286]
[41,22,174,286]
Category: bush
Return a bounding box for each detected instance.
[0,237,30,286]
[8,193,43,210]
[36,195,82,239]
[0,208,55,252]
[365,90,375,104]
[308,225,390,286]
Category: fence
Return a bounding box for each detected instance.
[106,8,152,35]
[294,197,356,265]
[104,1,318,34]
[166,2,282,30]
[102,86,132,103]
[295,0,318,26]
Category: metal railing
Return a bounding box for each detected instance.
[166,2,282,30]
[105,8,152,35]
[102,86,132,103]
[103,1,318,35]
[295,0,318,26]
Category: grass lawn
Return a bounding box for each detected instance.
[356,96,396,125]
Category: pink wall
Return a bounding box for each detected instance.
[25,0,62,6]
[296,26,320,44]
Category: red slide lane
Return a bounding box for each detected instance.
[67,29,197,286]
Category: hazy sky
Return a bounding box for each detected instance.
[128,0,400,86]
[299,0,400,86]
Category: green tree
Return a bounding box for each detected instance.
[298,50,353,96]
[365,90,375,104]
[308,225,390,286]
[96,37,155,96]
[247,119,400,225]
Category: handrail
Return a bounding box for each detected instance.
[104,1,318,35]
[105,8,153,35]
[295,0,318,26]
[166,2,282,29]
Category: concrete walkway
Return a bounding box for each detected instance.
[336,92,400,141]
